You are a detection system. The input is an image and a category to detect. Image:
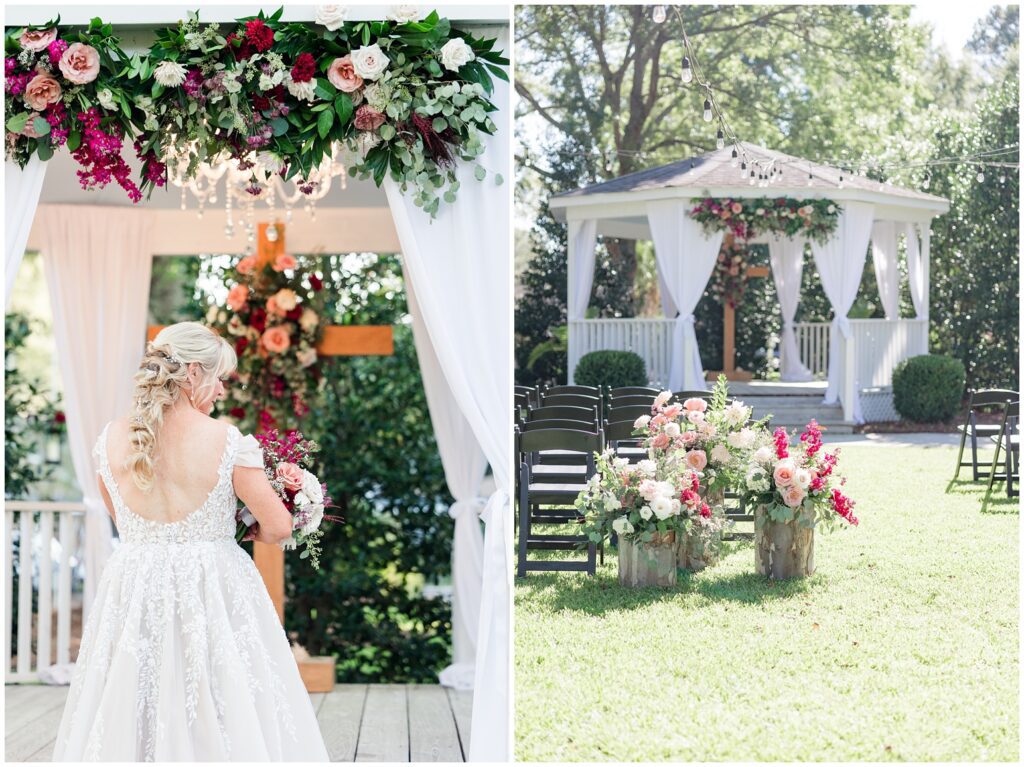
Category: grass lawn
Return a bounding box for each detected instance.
[514,445,1018,761]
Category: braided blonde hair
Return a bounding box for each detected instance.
[128,322,237,491]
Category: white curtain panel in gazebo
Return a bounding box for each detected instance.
[38,205,154,622]
[567,218,598,320]
[903,222,928,319]
[646,199,724,391]
[810,201,875,423]
[4,157,47,303]
[870,221,901,319]
[403,265,486,693]
[383,31,510,756]
[767,235,814,382]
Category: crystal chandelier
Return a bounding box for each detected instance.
[167,143,349,254]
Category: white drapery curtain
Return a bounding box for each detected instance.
[810,202,875,422]
[382,27,510,756]
[767,235,814,382]
[38,205,154,622]
[5,157,48,304]
[646,199,724,391]
[870,221,901,319]
[903,222,928,319]
[567,218,598,320]
[403,265,486,692]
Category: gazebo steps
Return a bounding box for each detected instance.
[739,392,853,434]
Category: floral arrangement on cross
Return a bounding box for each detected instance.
[688,194,842,307]
[4,6,509,215]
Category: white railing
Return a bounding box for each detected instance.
[792,322,831,378]
[568,318,677,386]
[851,318,929,389]
[5,501,85,683]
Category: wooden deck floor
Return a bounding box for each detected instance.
[4,683,472,762]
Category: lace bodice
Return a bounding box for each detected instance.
[94,422,257,545]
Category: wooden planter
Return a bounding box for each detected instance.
[618,531,677,587]
[754,505,815,579]
[678,487,725,572]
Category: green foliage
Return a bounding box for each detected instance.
[892,354,966,423]
[574,350,646,389]
[4,313,59,499]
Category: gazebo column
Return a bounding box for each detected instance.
[566,217,597,384]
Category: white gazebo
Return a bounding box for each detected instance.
[549,142,950,424]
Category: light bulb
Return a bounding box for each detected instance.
[922,174,930,189]
[703,98,713,122]
[681,57,692,83]
[652,5,667,23]
[730,148,738,167]
[976,170,985,183]
[999,174,1006,183]
[716,130,725,150]
[838,173,844,189]
[807,173,814,187]
[749,174,756,186]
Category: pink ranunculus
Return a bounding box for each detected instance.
[653,390,672,408]
[652,433,671,449]
[773,458,797,487]
[261,326,291,353]
[327,55,364,92]
[681,430,699,446]
[58,43,100,85]
[638,479,659,502]
[650,414,667,428]
[226,284,249,311]
[731,202,742,214]
[276,462,304,491]
[685,449,708,472]
[662,403,683,419]
[686,409,705,424]
[236,255,257,274]
[683,397,707,413]
[19,28,58,52]
[698,420,717,438]
[353,104,385,131]
[782,483,806,508]
[273,253,297,272]
[23,73,61,111]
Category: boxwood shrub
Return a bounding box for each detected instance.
[892,354,966,422]
[574,350,647,389]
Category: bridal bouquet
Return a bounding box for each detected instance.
[235,427,339,568]
[739,419,858,530]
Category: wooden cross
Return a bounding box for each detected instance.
[704,233,769,382]
[147,221,394,629]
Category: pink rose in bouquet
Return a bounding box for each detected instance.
[19,28,58,52]
[58,42,100,84]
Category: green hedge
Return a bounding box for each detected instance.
[892,354,966,423]
[574,350,647,389]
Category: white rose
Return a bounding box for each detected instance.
[665,422,681,439]
[300,470,325,505]
[612,457,629,470]
[633,414,651,430]
[300,307,320,332]
[315,4,348,31]
[725,401,750,426]
[651,496,673,520]
[293,491,310,507]
[605,494,622,511]
[639,505,653,521]
[97,88,116,111]
[711,443,732,465]
[439,37,476,72]
[388,5,423,23]
[653,390,672,408]
[611,516,634,537]
[350,44,390,80]
[273,288,298,310]
[728,428,755,450]
[655,480,675,498]
[285,74,317,102]
[154,60,188,87]
[753,446,773,464]
[300,504,324,535]
[795,468,812,489]
[637,459,656,476]
[296,347,318,368]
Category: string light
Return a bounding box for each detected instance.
[730,148,738,167]
[652,5,667,24]
[681,56,693,83]
[716,128,725,150]
[703,96,713,122]
[976,170,986,182]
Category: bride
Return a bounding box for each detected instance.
[53,322,330,761]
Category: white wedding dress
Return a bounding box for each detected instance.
[52,422,330,762]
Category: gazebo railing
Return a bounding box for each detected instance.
[792,322,831,378]
[568,318,677,386]
[5,501,85,683]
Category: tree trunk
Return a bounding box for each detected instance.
[618,531,677,587]
[754,505,815,579]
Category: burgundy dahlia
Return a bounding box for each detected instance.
[245,20,275,53]
[290,53,316,83]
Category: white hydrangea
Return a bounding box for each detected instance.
[637,459,656,476]
[604,494,622,511]
[752,445,773,464]
[612,457,629,470]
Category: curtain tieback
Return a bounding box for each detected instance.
[449,497,486,521]
[479,489,509,525]
[831,315,852,339]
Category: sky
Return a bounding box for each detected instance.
[910,2,1000,60]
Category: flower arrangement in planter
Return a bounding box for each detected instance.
[738,419,858,579]
[688,195,841,243]
[5,7,509,215]
[206,251,328,434]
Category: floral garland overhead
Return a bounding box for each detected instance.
[204,251,328,434]
[689,195,841,306]
[4,7,508,215]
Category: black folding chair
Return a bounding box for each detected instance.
[541,384,601,398]
[540,392,604,419]
[987,401,1019,497]
[955,389,1018,481]
[672,389,713,402]
[605,404,654,425]
[607,394,657,410]
[607,386,661,398]
[517,427,602,576]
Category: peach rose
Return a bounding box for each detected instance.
[272,288,298,310]
[58,43,100,85]
[685,449,707,472]
[327,55,363,92]
[773,458,797,487]
[23,74,61,111]
[686,409,705,424]
[19,28,57,52]
[651,433,671,449]
[731,202,743,214]
[237,255,257,274]
[681,430,699,446]
[226,284,249,311]
[266,296,286,317]
[782,484,806,508]
[662,403,683,419]
[683,397,707,413]
[261,326,291,353]
[273,253,297,272]
[276,462,304,491]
